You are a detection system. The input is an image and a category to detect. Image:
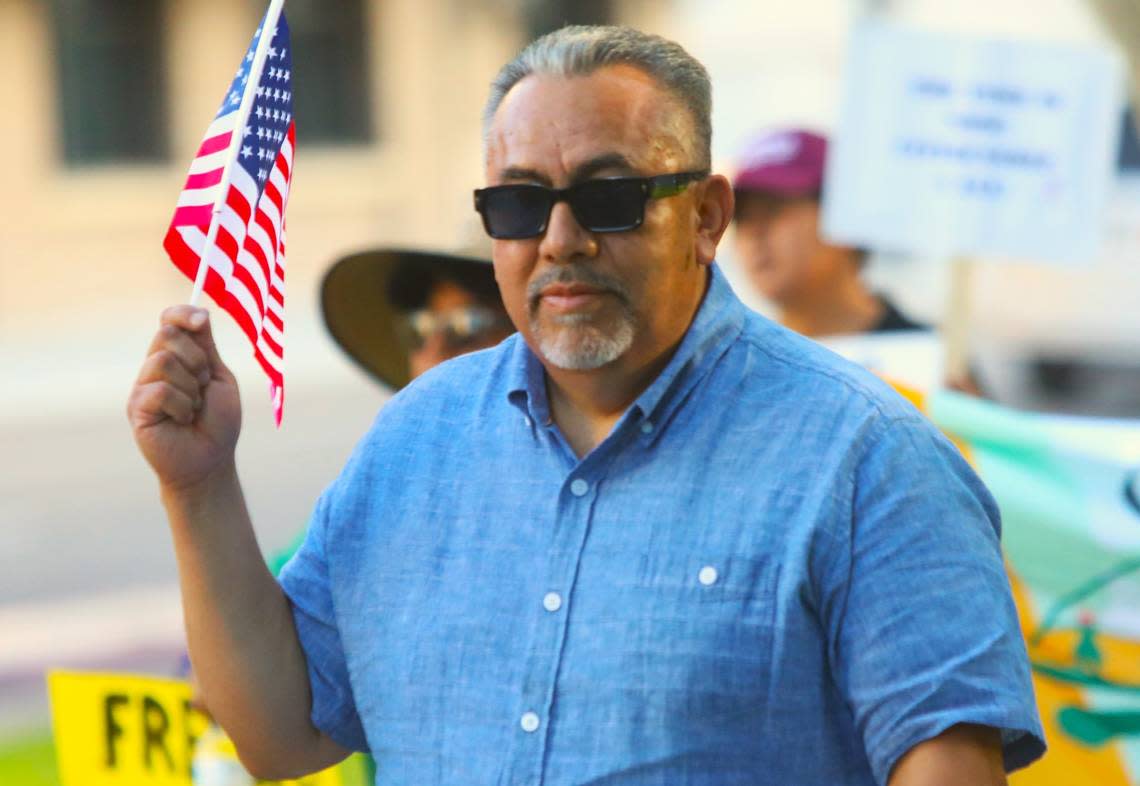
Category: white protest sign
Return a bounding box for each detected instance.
[823,20,1123,265]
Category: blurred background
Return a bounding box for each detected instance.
[1,0,1138,780]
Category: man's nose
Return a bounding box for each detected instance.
[539,200,597,263]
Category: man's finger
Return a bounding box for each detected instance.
[136,349,206,400]
[158,306,231,381]
[159,305,211,333]
[146,325,211,384]
[129,380,200,428]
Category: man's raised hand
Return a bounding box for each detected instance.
[127,306,242,493]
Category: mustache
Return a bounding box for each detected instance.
[526,265,631,308]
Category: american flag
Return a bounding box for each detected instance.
[163,9,294,425]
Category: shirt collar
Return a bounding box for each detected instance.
[506,264,747,430]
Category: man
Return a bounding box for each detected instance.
[732,129,925,337]
[128,25,1043,786]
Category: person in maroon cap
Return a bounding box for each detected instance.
[732,129,925,338]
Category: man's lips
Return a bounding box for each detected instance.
[538,283,609,312]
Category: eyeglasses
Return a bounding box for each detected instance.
[473,170,709,239]
[399,304,511,352]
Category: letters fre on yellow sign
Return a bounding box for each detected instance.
[48,671,346,786]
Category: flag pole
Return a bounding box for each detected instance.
[189,0,288,307]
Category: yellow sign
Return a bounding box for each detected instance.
[48,671,353,786]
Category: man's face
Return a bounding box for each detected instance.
[484,65,709,372]
[732,193,828,306]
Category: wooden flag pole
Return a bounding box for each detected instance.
[943,256,975,387]
[189,0,288,307]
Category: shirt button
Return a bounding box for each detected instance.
[543,592,563,612]
[698,565,719,586]
[570,479,589,497]
[520,711,541,733]
[640,421,654,434]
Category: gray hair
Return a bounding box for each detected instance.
[484,25,712,169]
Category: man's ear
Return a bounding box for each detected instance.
[694,174,734,266]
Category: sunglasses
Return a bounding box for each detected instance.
[399,304,511,352]
[473,170,709,240]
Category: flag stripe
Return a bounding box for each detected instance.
[188,150,228,176]
[184,169,225,191]
[171,205,215,228]
[202,114,238,140]
[263,318,284,348]
[176,186,224,209]
[197,131,234,158]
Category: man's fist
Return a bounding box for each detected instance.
[127,306,242,493]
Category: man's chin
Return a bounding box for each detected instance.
[533,323,634,372]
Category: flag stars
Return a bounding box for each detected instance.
[268,47,278,59]
[244,125,253,138]
[241,145,253,159]
[228,91,240,105]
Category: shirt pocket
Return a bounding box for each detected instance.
[570,549,779,703]
[631,551,777,622]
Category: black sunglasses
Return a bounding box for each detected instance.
[473,170,709,239]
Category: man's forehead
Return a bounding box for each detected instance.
[485,66,691,180]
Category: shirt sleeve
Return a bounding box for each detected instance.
[277,490,370,753]
[823,415,1045,786]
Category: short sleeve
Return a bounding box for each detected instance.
[277,491,369,753]
[823,416,1045,785]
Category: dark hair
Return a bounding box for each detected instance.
[388,258,502,312]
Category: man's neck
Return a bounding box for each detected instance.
[543,349,673,458]
[542,271,710,459]
[780,273,883,339]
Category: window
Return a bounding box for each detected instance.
[525,0,612,39]
[52,0,167,165]
[282,0,374,144]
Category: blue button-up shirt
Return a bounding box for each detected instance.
[279,265,1044,785]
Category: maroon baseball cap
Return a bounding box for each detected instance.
[732,129,828,198]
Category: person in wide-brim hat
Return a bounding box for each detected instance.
[320,244,514,392]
